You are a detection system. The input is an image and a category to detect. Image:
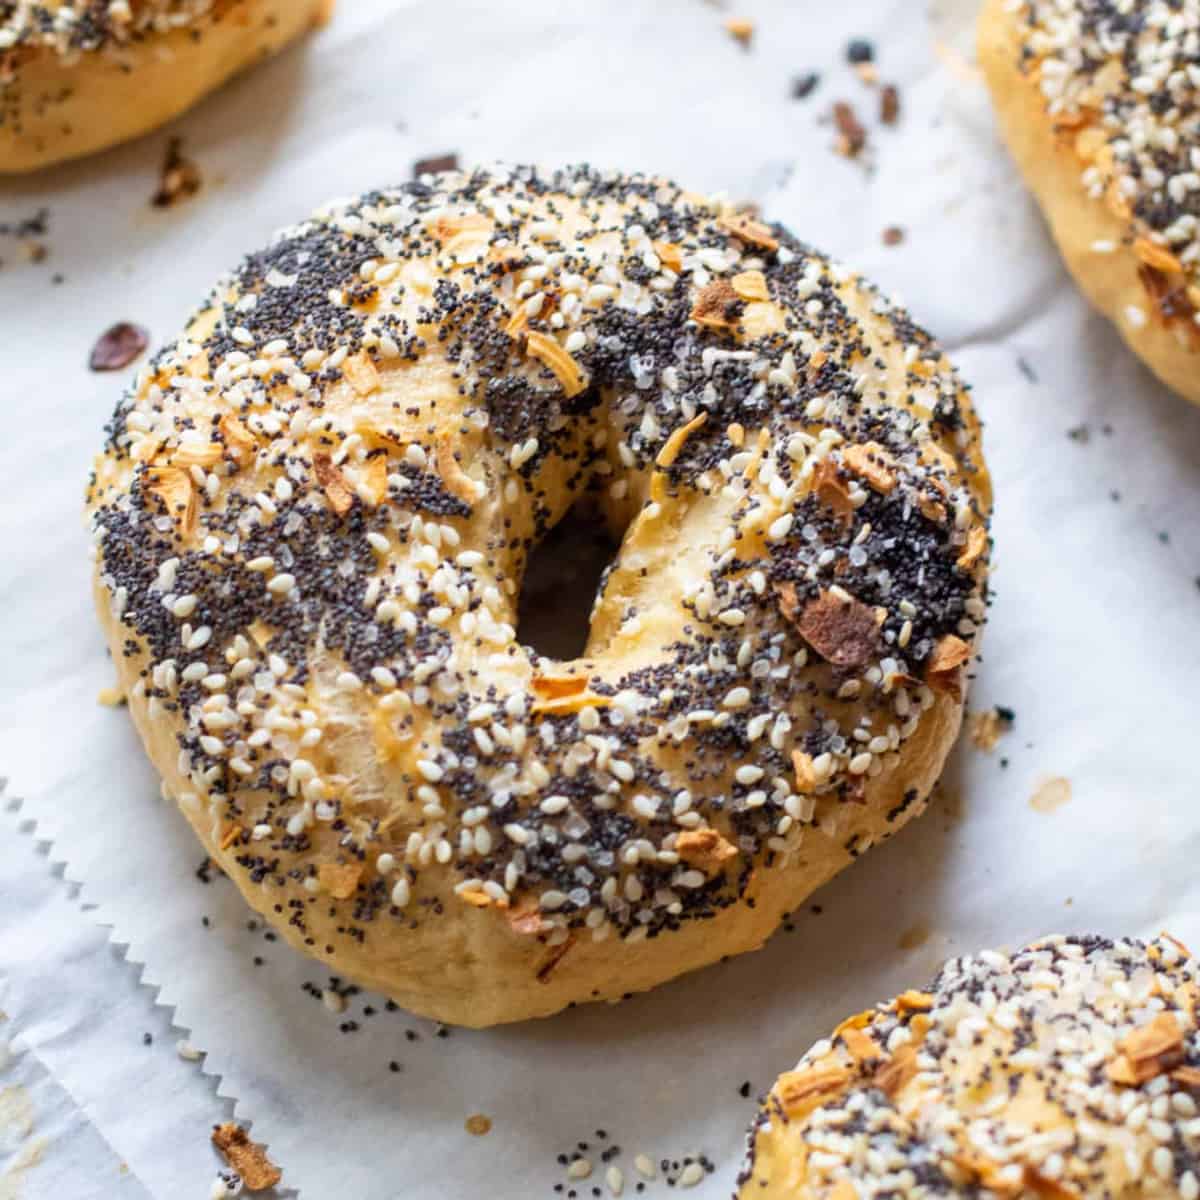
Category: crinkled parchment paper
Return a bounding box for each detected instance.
[0,1028,150,1199]
[1,0,1199,1195]
[0,793,230,1197]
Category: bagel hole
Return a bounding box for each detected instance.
[516,504,619,662]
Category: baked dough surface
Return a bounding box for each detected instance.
[0,0,327,172]
[979,0,1200,406]
[87,164,991,1026]
[740,933,1200,1199]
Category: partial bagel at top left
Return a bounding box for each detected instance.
[0,0,331,174]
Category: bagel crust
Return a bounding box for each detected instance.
[739,934,1200,1200]
[979,0,1200,406]
[87,165,991,1026]
[0,1,329,173]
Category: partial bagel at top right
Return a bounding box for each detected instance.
[979,0,1200,406]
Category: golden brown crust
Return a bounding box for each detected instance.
[101,616,966,1024]
[740,934,1200,1199]
[0,0,328,173]
[86,165,990,1026]
[978,0,1200,406]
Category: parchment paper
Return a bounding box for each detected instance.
[0,791,235,1198]
[0,1026,151,1200]
[2,0,1199,1196]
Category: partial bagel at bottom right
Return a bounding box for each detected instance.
[736,934,1200,1199]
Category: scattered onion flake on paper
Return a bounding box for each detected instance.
[211,1123,281,1192]
[0,1083,47,1189]
[1029,777,1073,814]
[968,707,1014,752]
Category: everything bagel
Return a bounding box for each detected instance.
[0,0,329,173]
[980,0,1200,406]
[739,934,1200,1199]
[87,164,991,1026]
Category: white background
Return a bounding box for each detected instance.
[1,0,1199,1196]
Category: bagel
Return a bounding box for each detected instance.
[0,1,330,174]
[86,164,991,1027]
[979,0,1200,406]
[739,933,1200,1199]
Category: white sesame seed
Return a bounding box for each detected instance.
[634,1155,656,1181]
[370,666,398,690]
[503,823,530,845]
[632,794,658,819]
[510,437,539,469]
[186,626,212,651]
[376,599,402,624]
[767,513,794,541]
[1153,1146,1174,1179]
